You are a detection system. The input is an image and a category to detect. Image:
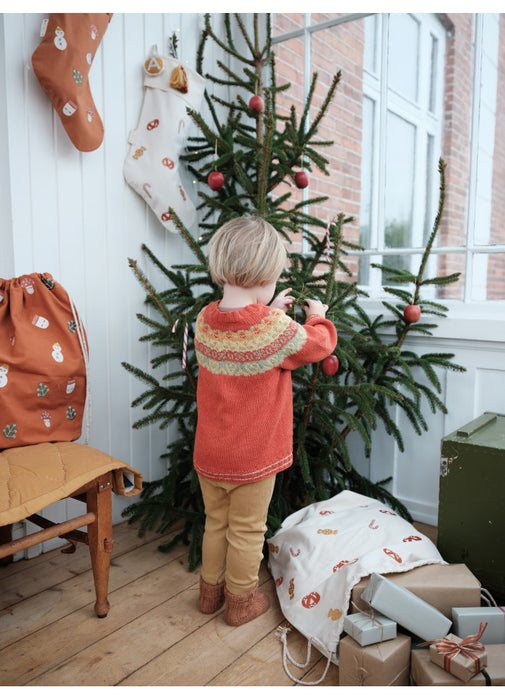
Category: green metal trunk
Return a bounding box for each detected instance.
[437,412,505,603]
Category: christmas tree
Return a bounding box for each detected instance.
[122,13,465,569]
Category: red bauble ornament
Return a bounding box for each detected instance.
[403,304,421,323]
[208,171,224,191]
[322,354,339,376]
[295,170,309,189]
[249,95,264,112]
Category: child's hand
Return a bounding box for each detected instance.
[303,298,329,317]
[270,288,295,313]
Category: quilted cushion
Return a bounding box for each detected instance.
[0,441,142,526]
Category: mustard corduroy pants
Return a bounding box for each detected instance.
[198,473,276,595]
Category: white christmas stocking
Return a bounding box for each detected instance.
[123,53,205,233]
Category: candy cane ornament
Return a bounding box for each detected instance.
[181,322,188,369]
[172,319,189,369]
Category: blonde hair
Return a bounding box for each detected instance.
[208,216,287,288]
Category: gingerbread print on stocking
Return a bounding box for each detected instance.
[123,51,205,233]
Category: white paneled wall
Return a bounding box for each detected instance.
[0,12,221,554]
[1,13,504,559]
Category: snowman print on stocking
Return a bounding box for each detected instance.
[54,26,67,51]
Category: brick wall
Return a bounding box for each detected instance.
[437,14,475,299]
[272,15,364,280]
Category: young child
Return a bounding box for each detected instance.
[194,215,338,626]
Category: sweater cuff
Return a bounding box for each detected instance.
[304,314,326,324]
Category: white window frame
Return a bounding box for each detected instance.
[359,13,446,292]
[272,12,505,342]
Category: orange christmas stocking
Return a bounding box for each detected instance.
[32,13,113,152]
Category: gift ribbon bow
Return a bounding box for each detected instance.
[423,622,488,675]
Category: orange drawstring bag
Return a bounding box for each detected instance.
[0,273,88,448]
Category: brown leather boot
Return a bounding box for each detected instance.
[224,584,270,626]
[199,576,225,614]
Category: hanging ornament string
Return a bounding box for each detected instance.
[325,221,331,263]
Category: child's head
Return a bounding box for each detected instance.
[208,216,287,288]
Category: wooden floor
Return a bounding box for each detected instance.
[0,521,339,686]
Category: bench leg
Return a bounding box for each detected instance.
[86,473,113,618]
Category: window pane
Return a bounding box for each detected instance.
[428,34,439,113]
[388,13,419,103]
[360,96,375,251]
[384,111,416,249]
[472,253,505,301]
[434,253,466,301]
[381,253,421,285]
[424,134,435,245]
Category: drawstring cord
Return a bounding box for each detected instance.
[69,294,90,444]
[275,625,333,686]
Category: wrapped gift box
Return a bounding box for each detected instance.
[452,607,505,644]
[339,633,410,686]
[428,631,487,682]
[351,563,480,618]
[411,645,505,686]
[361,572,452,641]
[343,611,396,646]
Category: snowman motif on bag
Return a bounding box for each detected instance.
[51,342,64,363]
[0,364,8,388]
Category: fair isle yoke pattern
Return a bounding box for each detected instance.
[195,307,307,376]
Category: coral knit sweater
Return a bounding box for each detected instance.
[193,301,338,483]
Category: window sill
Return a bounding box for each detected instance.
[358,299,505,344]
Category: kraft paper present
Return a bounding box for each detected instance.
[338,633,410,686]
[428,630,487,682]
[361,572,452,641]
[343,611,396,646]
[452,607,505,645]
[410,645,505,686]
[351,563,480,618]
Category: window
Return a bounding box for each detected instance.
[359,13,446,294]
[272,13,505,307]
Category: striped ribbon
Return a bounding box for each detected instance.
[421,622,488,675]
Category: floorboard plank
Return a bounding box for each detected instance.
[0,537,188,651]
[0,548,196,685]
[1,519,437,686]
[0,522,166,611]
[119,575,284,687]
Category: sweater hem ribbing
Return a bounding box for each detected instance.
[194,453,293,483]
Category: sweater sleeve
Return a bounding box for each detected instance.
[281,314,338,370]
